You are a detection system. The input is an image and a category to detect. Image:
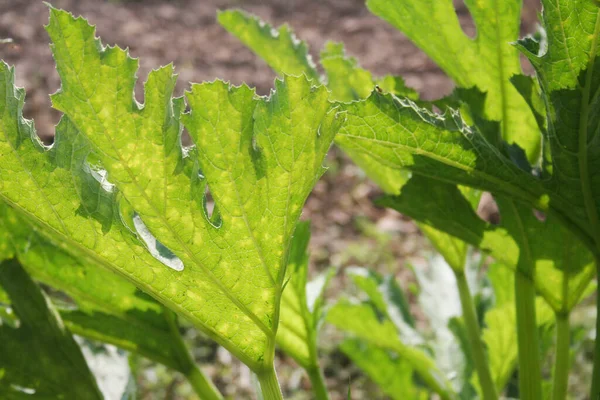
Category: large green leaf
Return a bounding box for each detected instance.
[516,1,600,251]
[366,0,540,161]
[0,8,342,372]
[327,267,454,399]
[337,91,547,206]
[218,10,482,277]
[276,221,332,372]
[0,259,103,399]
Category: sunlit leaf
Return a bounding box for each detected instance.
[0,8,342,372]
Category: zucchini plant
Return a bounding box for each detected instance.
[219,0,600,398]
[2,1,599,399]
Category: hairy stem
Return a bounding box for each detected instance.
[306,366,330,400]
[515,271,543,400]
[455,271,498,400]
[257,365,284,400]
[552,312,570,400]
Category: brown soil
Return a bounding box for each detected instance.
[0,0,541,399]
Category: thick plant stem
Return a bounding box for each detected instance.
[591,268,600,399]
[257,366,284,400]
[515,271,543,400]
[552,313,570,400]
[455,271,498,400]
[307,366,330,400]
[186,365,224,400]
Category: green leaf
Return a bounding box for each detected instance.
[0,8,342,372]
[366,0,541,161]
[0,203,224,400]
[217,10,319,82]
[340,339,427,400]
[379,175,595,313]
[327,268,455,399]
[276,221,333,371]
[337,92,548,211]
[0,259,103,399]
[320,41,418,102]
[495,198,595,313]
[515,1,600,251]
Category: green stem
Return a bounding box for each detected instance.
[165,310,224,400]
[306,366,330,400]
[186,364,224,400]
[552,312,570,400]
[257,366,284,400]
[455,271,498,400]
[515,271,543,400]
[591,265,600,399]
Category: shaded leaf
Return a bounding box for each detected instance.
[0,259,103,399]
[0,203,211,378]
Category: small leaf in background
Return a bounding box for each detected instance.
[327,267,454,399]
[277,221,333,369]
[340,339,426,400]
[0,259,103,399]
[217,10,319,81]
[319,41,417,102]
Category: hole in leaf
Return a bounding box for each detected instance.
[202,182,222,228]
[10,385,35,395]
[132,214,184,272]
[533,209,546,222]
[477,192,500,225]
[454,0,476,39]
[203,185,215,219]
[181,127,193,147]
